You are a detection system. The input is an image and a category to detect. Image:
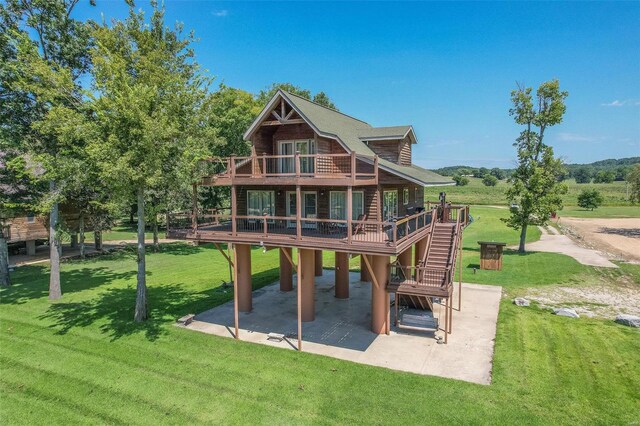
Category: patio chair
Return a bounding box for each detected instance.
[352,214,367,235]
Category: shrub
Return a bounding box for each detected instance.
[452,174,469,186]
[482,174,498,187]
[577,189,604,210]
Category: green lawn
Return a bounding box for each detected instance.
[83,224,156,242]
[425,177,634,208]
[2,207,639,423]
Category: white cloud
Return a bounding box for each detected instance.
[212,10,228,17]
[601,99,640,107]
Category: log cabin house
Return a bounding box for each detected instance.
[168,90,469,346]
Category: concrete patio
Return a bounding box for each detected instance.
[183,270,502,385]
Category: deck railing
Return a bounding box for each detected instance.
[167,208,434,250]
[199,152,378,183]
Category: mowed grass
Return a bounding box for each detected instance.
[425,177,634,208]
[2,231,640,423]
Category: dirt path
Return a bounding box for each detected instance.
[559,217,640,263]
[518,226,618,268]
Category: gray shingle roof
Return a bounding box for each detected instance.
[269,91,454,186]
[357,126,413,141]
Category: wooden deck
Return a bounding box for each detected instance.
[199,152,378,186]
[167,209,435,256]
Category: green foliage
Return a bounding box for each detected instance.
[628,164,640,203]
[482,174,498,186]
[593,169,615,184]
[577,189,604,211]
[452,174,469,186]
[504,80,568,251]
[257,82,338,110]
[489,167,505,180]
[473,167,489,178]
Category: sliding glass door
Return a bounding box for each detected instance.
[278,139,315,174]
[286,191,317,228]
[329,191,365,221]
[383,190,398,221]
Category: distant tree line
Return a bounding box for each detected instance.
[436,157,639,185]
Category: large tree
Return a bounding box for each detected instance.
[504,80,568,252]
[89,3,210,321]
[1,0,94,298]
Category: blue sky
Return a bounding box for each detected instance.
[75,1,640,169]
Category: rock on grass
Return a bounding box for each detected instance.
[615,314,640,328]
[553,308,580,318]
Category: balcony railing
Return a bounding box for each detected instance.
[199,152,378,185]
[167,208,436,253]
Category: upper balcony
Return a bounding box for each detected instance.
[199,152,378,187]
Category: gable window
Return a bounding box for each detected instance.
[330,191,364,221]
[278,139,316,174]
[383,190,398,221]
[26,214,35,223]
[403,188,409,205]
[247,191,275,217]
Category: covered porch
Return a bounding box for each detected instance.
[180,268,501,385]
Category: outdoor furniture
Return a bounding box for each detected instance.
[352,214,367,235]
[477,241,506,270]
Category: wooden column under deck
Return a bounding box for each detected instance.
[365,254,390,335]
[235,244,252,312]
[279,247,293,292]
[334,251,350,299]
[414,236,428,267]
[314,250,323,277]
[360,255,371,282]
[299,248,315,322]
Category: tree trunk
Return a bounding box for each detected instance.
[49,184,62,299]
[134,187,148,322]
[153,214,159,252]
[518,224,527,253]
[0,232,10,287]
[94,229,102,251]
[79,213,85,259]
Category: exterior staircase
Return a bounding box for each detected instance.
[422,222,457,270]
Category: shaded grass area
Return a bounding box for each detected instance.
[84,224,156,242]
[2,241,640,423]
[425,177,633,207]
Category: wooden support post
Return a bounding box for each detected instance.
[359,254,370,282]
[414,236,428,267]
[192,183,198,231]
[458,239,462,311]
[296,185,302,240]
[374,155,379,184]
[235,244,252,312]
[297,250,302,351]
[231,185,237,236]
[232,244,239,339]
[299,248,315,322]
[314,250,323,276]
[334,251,349,299]
[295,151,301,178]
[347,185,352,244]
[397,247,412,268]
[279,247,293,292]
[214,243,234,267]
[364,254,390,335]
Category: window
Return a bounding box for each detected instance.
[383,190,398,221]
[247,191,275,216]
[403,188,409,205]
[330,191,364,220]
[278,139,316,173]
[26,214,35,223]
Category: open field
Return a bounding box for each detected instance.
[425,177,635,209]
[2,205,639,424]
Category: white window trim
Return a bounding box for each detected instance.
[277,139,315,155]
[286,191,318,228]
[403,188,409,205]
[329,190,365,221]
[383,190,398,221]
[246,190,275,219]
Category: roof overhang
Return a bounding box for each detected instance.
[358,126,417,144]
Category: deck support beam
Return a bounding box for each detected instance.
[235,244,252,312]
[299,248,315,322]
[314,250,323,276]
[279,247,293,292]
[364,254,390,335]
[397,247,412,268]
[334,251,350,299]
